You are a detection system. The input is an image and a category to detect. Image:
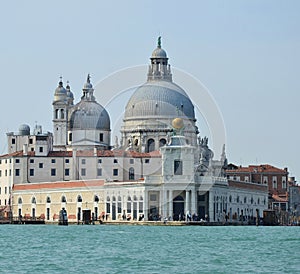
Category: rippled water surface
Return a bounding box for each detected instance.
[0,225,299,273]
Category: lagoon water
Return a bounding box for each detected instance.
[0,225,299,274]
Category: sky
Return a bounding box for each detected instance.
[0,0,299,179]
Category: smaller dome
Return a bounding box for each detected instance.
[19,124,30,135]
[83,74,93,90]
[66,83,74,99]
[151,47,167,58]
[55,80,67,95]
[151,36,167,58]
[53,79,67,102]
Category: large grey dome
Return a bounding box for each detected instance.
[124,80,195,120]
[69,100,110,130]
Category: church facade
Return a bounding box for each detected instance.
[0,38,268,223]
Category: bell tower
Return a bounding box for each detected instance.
[52,77,73,151]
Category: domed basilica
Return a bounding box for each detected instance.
[0,38,268,223]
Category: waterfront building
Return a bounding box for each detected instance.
[226,164,289,211]
[0,38,268,223]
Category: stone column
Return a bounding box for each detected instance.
[169,190,173,220]
[159,190,163,218]
[191,189,196,214]
[162,190,167,219]
[143,190,148,221]
[185,190,190,216]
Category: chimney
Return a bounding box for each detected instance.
[23,144,28,156]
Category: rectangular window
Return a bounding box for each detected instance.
[69,133,72,142]
[273,177,277,188]
[244,176,249,182]
[145,159,150,164]
[51,168,56,176]
[98,159,102,164]
[0,170,1,177]
[282,176,287,189]
[30,159,34,163]
[82,159,86,165]
[65,168,70,176]
[12,138,15,144]
[65,159,69,164]
[5,170,7,176]
[29,138,33,144]
[97,168,102,176]
[99,133,103,142]
[174,160,183,175]
[263,176,268,184]
[0,187,1,194]
[130,159,134,164]
[113,159,118,164]
[150,194,157,201]
[15,159,20,164]
[39,163,43,168]
[39,147,43,153]
[9,169,11,176]
[113,169,118,176]
[81,168,86,176]
[51,159,56,164]
[30,169,34,176]
[5,187,7,194]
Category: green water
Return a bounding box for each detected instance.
[0,225,299,273]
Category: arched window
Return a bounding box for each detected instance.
[106,196,110,202]
[112,196,116,202]
[77,195,82,203]
[139,196,143,201]
[129,167,135,180]
[117,196,122,214]
[94,195,99,203]
[46,196,51,203]
[61,196,66,203]
[31,197,36,204]
[146,139,155,153]
[60,109,64,119]
[159,138,166,147]
[18,197,22,204]
[55,109,59,119]
[133,195,138,201]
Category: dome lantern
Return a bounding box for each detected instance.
[148,36,172,81]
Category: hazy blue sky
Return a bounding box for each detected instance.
[0,1,299,179]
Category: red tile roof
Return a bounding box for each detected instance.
[13,180,105,191]
[0,151,35,158]
[228,180,268,191]
[272,194,288,202]
[226,164,287,174]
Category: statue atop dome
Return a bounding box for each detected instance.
[157,36,161,48]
